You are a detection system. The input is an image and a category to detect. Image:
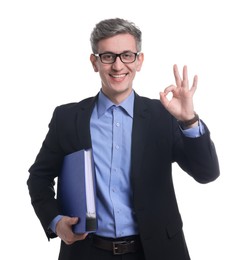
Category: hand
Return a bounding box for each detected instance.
[160,64,197,121]
[56,216,88,245]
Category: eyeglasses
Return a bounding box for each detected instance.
[94,51,139,64]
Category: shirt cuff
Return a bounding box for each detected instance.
[180,120,205,138]
[48,215,63,234]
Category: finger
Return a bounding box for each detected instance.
[173,64,182,87]
[164,84,176,95]
[190,75,198,94]
[68,217,79,225]
[159,92,169,108]
[160,86,175,108]
[63,230,87,245]
[182,65,189,88]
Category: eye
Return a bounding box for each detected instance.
[101,53,115,61]
[121,52,134,60]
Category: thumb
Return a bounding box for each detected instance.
[68,217,79,226]
[159,92,169,108]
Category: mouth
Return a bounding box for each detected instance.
[109,73,128,79]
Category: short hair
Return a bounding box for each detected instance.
[90,18,142,54]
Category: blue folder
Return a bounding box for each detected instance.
[57,149,97,234]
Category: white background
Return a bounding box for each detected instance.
[1,0,243,259]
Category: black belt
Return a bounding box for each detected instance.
[92,235,142,255]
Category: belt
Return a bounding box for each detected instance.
[92,235,142,255]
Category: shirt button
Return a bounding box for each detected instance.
[115,145,119,150]
[116,122,120,127]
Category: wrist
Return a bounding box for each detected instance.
[178,112,199,129]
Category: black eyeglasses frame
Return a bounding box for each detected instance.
[94,52,140,64]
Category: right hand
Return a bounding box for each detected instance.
[56,216,88,245]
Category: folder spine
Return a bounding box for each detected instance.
[57,149,97,234]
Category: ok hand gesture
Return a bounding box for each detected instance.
[160,64,198,122]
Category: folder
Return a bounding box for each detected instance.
[57,148,97,234]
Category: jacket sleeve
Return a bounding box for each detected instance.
[27,107,64,239]
[173,119,220,184]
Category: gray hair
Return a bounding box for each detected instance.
[90,18,142,54]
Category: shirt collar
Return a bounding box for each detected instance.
[97,90,134,118]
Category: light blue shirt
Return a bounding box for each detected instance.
[90,90,137,238]
[49,90,205,236]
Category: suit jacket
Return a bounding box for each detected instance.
[27,93,220,260]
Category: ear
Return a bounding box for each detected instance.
[136,52,144,72]
[90,54,99,72]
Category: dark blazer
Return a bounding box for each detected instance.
[27,93,220,260]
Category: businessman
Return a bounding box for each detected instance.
[27,18,220,260]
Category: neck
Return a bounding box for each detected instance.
[101,89,133,105]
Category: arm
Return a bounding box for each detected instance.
[174,120,220,183]
[160,65,220,183]
[27,107,63,238]
[28,106,90,244]
[27,107,88,244]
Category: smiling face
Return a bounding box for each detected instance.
[90,33,144,104]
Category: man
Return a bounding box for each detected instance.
[27,18,220,260]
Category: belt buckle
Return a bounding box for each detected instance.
[112,240,134,255]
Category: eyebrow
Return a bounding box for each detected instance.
[98,50,135,54]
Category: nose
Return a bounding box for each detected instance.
[112,56,124,70]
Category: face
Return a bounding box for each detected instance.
[90,33,144,104]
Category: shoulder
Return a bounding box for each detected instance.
[46,96,97,127]
[135,92,162,106]
[54,96,97,114]
[134,93,169,116]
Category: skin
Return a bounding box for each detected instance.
[90,33,144,105]
[160,64,198,124]
[56,33,198,245]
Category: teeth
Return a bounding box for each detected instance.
[111,74,126,78]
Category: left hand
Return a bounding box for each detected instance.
[160,64,197,121]
[56,216,88,245]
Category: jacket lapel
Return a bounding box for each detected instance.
[76,95,98,150]
[131,94,151,186]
